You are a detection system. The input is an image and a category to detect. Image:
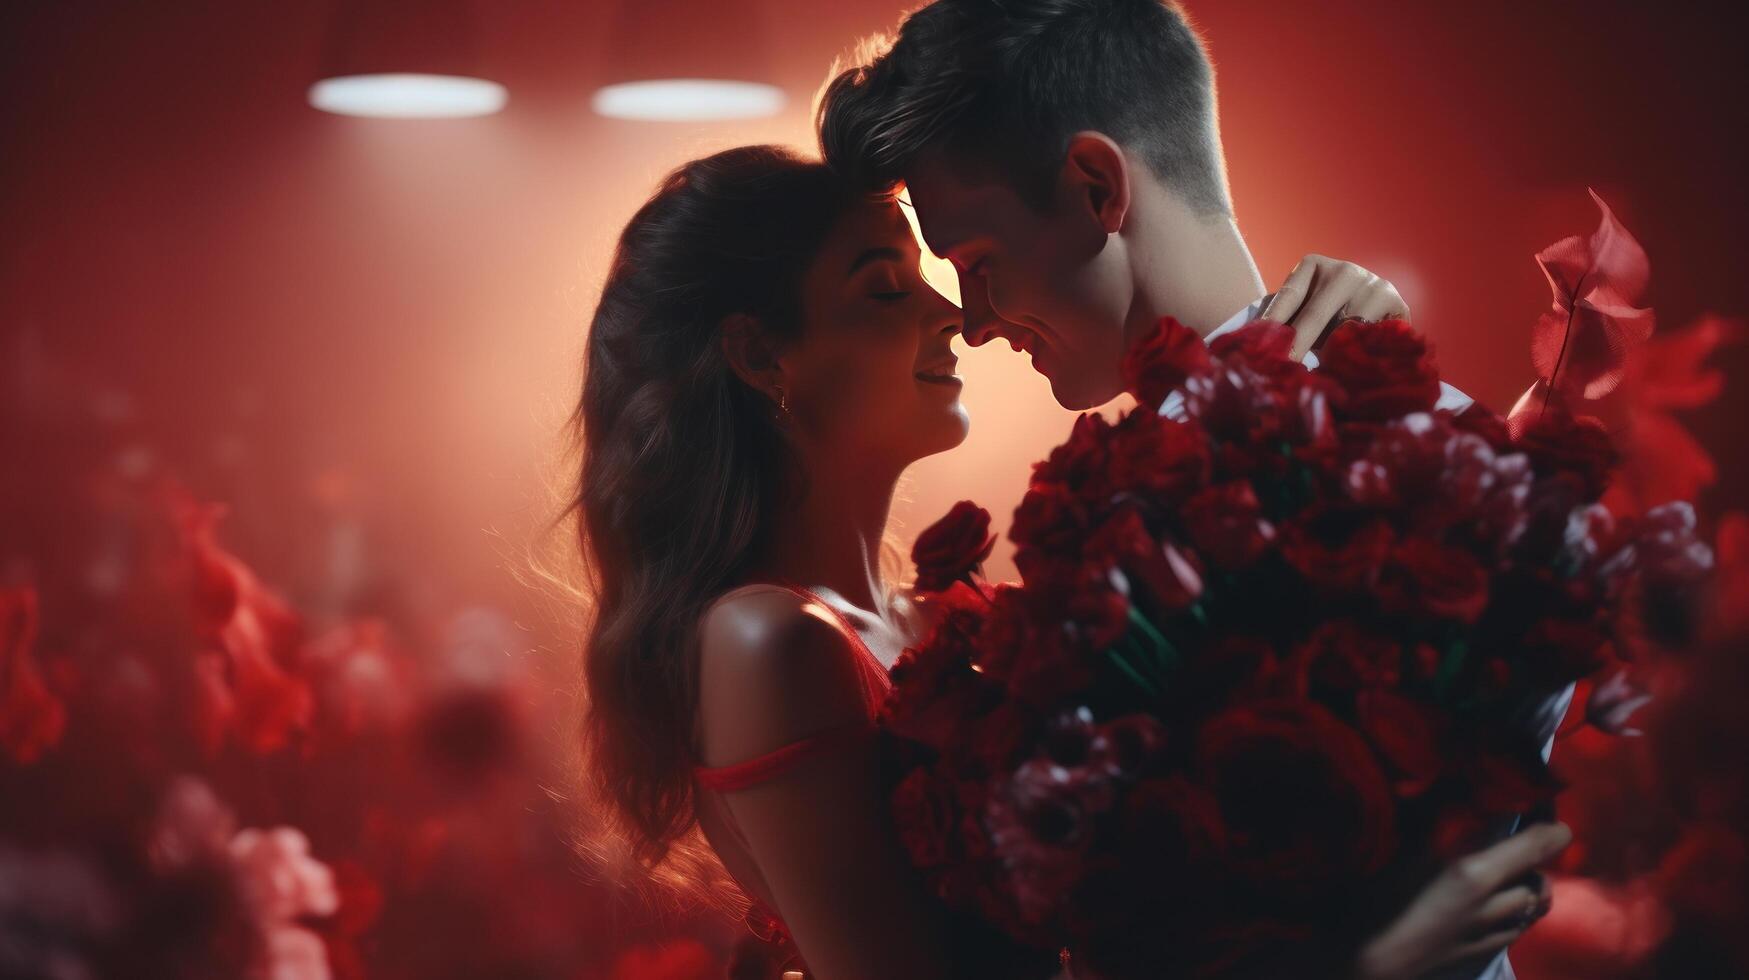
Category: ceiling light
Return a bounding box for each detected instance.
[591,79,784,122]
[309,73,506,119]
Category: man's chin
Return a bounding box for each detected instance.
[1046,369,1123,412]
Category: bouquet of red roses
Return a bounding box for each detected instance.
[882,316,1713,978]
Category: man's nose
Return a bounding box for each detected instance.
[957,271,1001,347]
[926,285,962,339]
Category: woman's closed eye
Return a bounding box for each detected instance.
[870,290,912,302]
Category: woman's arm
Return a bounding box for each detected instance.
[698,590,952,980]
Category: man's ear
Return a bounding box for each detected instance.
[1060,132,1132,235]
[719,312,784,399]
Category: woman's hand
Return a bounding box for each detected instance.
[1354,822,1571,980]
[1259,253,1411,360]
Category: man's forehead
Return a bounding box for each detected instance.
[903,159,1010,253]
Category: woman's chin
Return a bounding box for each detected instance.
[925,403,972,456]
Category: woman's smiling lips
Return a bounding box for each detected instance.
[915,355,961,386]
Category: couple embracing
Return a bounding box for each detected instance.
[573,2,1567,977]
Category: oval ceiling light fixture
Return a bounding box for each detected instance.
[592,0,786,123]
[591,78,784,122]
[310,73,507,119]
[309,0,506,119]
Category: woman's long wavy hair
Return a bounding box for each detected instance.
[569,146,865,886]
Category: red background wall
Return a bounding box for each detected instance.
[3,1,1742,599]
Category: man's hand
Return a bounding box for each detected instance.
[1259,253,1411,360]
[1354,822,1570,980]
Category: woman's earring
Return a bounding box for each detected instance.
[772,385,790,418]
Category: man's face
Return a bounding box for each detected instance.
[904,154,1136,410]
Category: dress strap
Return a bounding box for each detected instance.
[694,723,874,792]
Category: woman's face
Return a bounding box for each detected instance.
[780,196,968,469]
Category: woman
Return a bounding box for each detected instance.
[571,145,1566,979]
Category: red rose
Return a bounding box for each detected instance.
[1009,482,1085,556]
[1196,698,1396,894]
[1285,620,1402,699]
[1278,519,1394,596]
[1354,689,1446,798]
[1450,402,1514,452]
[1182,481,1275,571]
[1513,404,1618,499]
[883,608,988,747]
[1122,316,1211,409]
[1118,776,1226,871]
[1032,411,1113,494]
[1085,507,1203,613]
[1177,634,1282,707]
[1284,377,1341,458]
[1013,551,1130,654]
[1182,361,1285,451]
[912,500,997,593]
[1341,411,1452,510]
[1208,319,1296,369]
[1003,624,1101,709]
[1316,318,1442,421]
[893,767,960,868]
[1104,409,1211,502]
[1374,538,1490,624]
[967,702,1029,774]
[971,585,1030,681]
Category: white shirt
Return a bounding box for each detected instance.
[1158,299,1564,980]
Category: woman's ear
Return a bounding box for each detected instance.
[1060,132,1132,235]
[719,313,785,401]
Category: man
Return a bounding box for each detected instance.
[818,2,1569,977]
[818,0,1463,412]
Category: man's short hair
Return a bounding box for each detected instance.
[817,0,1230,216]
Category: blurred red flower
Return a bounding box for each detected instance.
[606,939,717,980]
[171,493,312,756]
[1196,698,1397,894]
[0,587,66,764]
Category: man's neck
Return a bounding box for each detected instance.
[1125,188,1267,343]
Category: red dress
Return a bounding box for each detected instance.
[691,582,894,968]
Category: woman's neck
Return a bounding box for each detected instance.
[756,453,902,615]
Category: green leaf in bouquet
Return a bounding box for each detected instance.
[1125,605,1180,674]
[1433,639,1469,700]
[1104,645,1161,698]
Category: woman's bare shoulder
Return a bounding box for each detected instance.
[695,585,866,767]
